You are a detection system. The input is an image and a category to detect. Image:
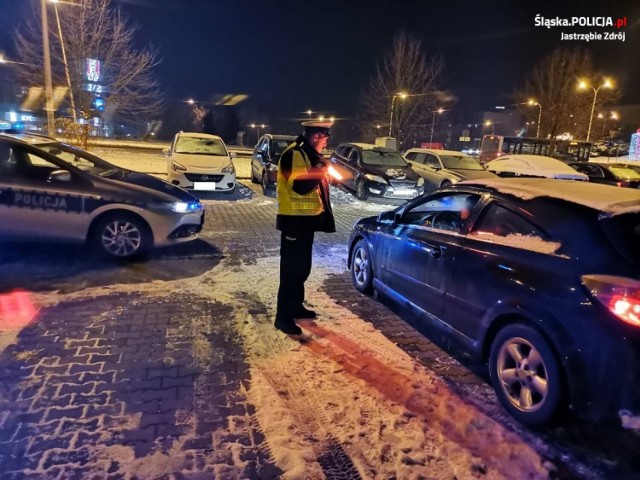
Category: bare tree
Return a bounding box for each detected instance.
[357,32,454,146]
[516,47,619,143]
[14,0,162,129]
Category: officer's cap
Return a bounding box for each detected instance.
[302,120,332,137]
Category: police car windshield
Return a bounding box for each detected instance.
[38,143,122,177]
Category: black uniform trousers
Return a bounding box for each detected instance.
[276,230,314,326]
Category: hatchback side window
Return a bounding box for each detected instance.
[334,145,348,158]
[401,193,481,233]
[405,152,416,161]
[347,149,359,164]
[474,203,545,238]
[413,153,427,165]
[425,154,440,169]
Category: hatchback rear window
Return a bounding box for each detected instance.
[600,212,640,263]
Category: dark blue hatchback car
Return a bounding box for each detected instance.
[348,178,640,426]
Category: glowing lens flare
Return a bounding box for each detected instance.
[327,165,343,180]
[0,290,39,329]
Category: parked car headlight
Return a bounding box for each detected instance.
[268,163,278,172]
[416,177,424,187]
[365,174,388,184]
[169,201,202,213]
[222,163,235,174]
[171,161,187,172]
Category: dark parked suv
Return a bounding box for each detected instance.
[329,143,424,201]
[250,134,296,194]
[348,178,640,425]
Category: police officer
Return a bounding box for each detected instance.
[274,121,335,335]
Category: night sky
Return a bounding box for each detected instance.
[1,0,639,125]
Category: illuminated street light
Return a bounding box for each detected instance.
[388,92,407,137]
[306,109,312,120]
[528,99,542,138]
[249,123,266,142]
[430,107,444,144]
[0,55,27,65]
[578,78,613,142]
[599,111,619,135]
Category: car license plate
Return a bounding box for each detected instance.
[193,182,217,190]
[394,189,415,196]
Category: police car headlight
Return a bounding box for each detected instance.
[222,163,235,174]
[365,174,388,185]
[171,161,187,172]
[170,201,202,213]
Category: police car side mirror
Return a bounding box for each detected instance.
[162,147,169,156]
[230,152,237,159]
[48,170,72,183]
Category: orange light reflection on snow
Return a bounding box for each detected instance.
[0,290,39,329]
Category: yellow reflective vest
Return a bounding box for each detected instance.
[277,146,324,216]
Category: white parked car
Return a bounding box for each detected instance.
[485,154,589,181]
[165,132,236,192]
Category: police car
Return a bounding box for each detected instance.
[0,133,204,259]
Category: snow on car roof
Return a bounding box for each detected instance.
[177,132,223,140]
[406,148,469,156]
[459,177,640,215]
[488,155,573,170]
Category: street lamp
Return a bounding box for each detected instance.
[51,0,77,122]
[0,56,27,65]
[578,78,613,142]
[430,108,444,144]
[306,109,313,120]
[250,123,265,142]
[41,0,55,136]
[485,120,498,135]
[388,92,407,137]
[599,111,619,135]
[527,99,542,138]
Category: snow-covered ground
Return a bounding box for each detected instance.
[4,146,627,478]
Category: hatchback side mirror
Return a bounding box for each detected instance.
[230,152,237,159]
[162,147,169,156]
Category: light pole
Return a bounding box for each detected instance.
[388,92,407,137]
[250,123,265,142]
[578,78,613,142]
[599,111,618,136]
[485,120,498,135]
[429,108,444,144]
[51,0,77,122]
[528,99,542,138]
[41,0,55,136]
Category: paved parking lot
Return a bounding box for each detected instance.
[1,181,639,479]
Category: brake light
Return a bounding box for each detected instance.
[582,275,640,327]
[616,181,630,188]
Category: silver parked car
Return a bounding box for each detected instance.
[403,148,496,191]
[0,133,204,259]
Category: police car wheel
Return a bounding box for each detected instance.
[94,214,150,259]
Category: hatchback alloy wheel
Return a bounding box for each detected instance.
[351,239,373,294]
[95,215,149,259]
[489,324,564,425]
